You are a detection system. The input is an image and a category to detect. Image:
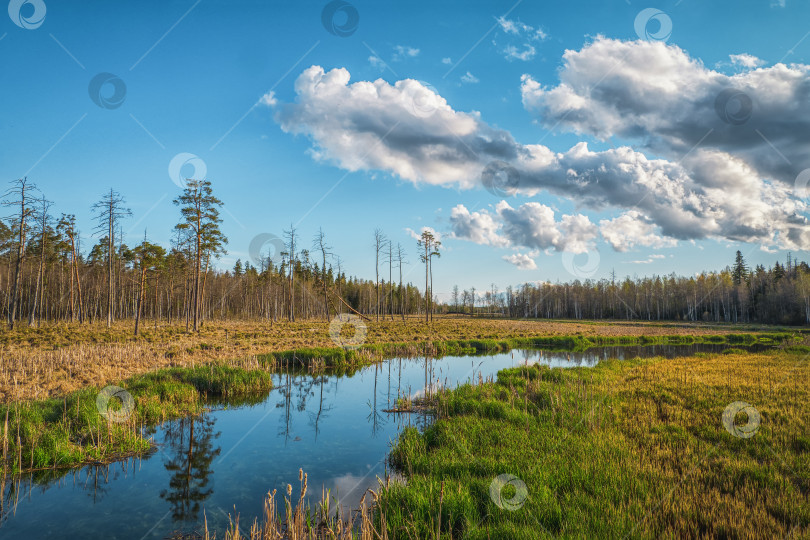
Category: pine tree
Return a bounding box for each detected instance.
[91,189,131,327]
[732,250,747,285]
[173,179,227,332]
[773,261,785,281]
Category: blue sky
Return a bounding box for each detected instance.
[2,0,810,298]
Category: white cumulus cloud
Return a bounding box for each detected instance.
[450,201,597,254]
[272,55,810,250]
[503,252,537,269]
[729,53,764,69]
[599,211,677,252]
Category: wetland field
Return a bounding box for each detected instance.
[0,318,806,539]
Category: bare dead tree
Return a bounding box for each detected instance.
[313,228,332,320]
[28,194,52,326]
[2,178,37,329]
[91,189,131,327]
[56,214,84,322]
[373,228,386,322]
[283,225,297,322]
[387,239,394,320]
[395,242,407,321]
[333,254,343,314]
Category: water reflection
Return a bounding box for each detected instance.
[160,416,221,523]
[0,343,766,539]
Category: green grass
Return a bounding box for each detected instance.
[379,349,808,539]
[0,364,273,475]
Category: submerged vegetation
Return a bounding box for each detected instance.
[379,348,809,538]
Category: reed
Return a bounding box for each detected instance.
[199,469,387,540]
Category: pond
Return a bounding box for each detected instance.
[0,342,764,539]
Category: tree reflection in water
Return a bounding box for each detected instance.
[159,414,221,523]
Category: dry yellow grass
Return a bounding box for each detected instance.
[611,351,809,538]
[0,316,770,402]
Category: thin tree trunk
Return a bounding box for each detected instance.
[135,266,146,336]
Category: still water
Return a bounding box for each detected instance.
[0,343,760,539]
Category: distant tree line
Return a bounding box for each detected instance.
[446,251,810,325]
[0,177,432,333]
[6,175,808,329]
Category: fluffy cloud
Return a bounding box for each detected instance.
[503,252,537,270]
[449,205,507,247]
[274,65,518,187]
[259,91,277,107]
[450,201,597,254]
[599,211,676,251]
[273,56,810,250]
[729,53,764,69]
[520,36,810,185]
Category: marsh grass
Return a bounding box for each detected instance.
[0,317,785,401]
[381,348,809,538]
[0,362,273,475]
[0,328,793,479]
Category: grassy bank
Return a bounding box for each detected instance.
[380,348,809,538]
[0,361,273,476]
